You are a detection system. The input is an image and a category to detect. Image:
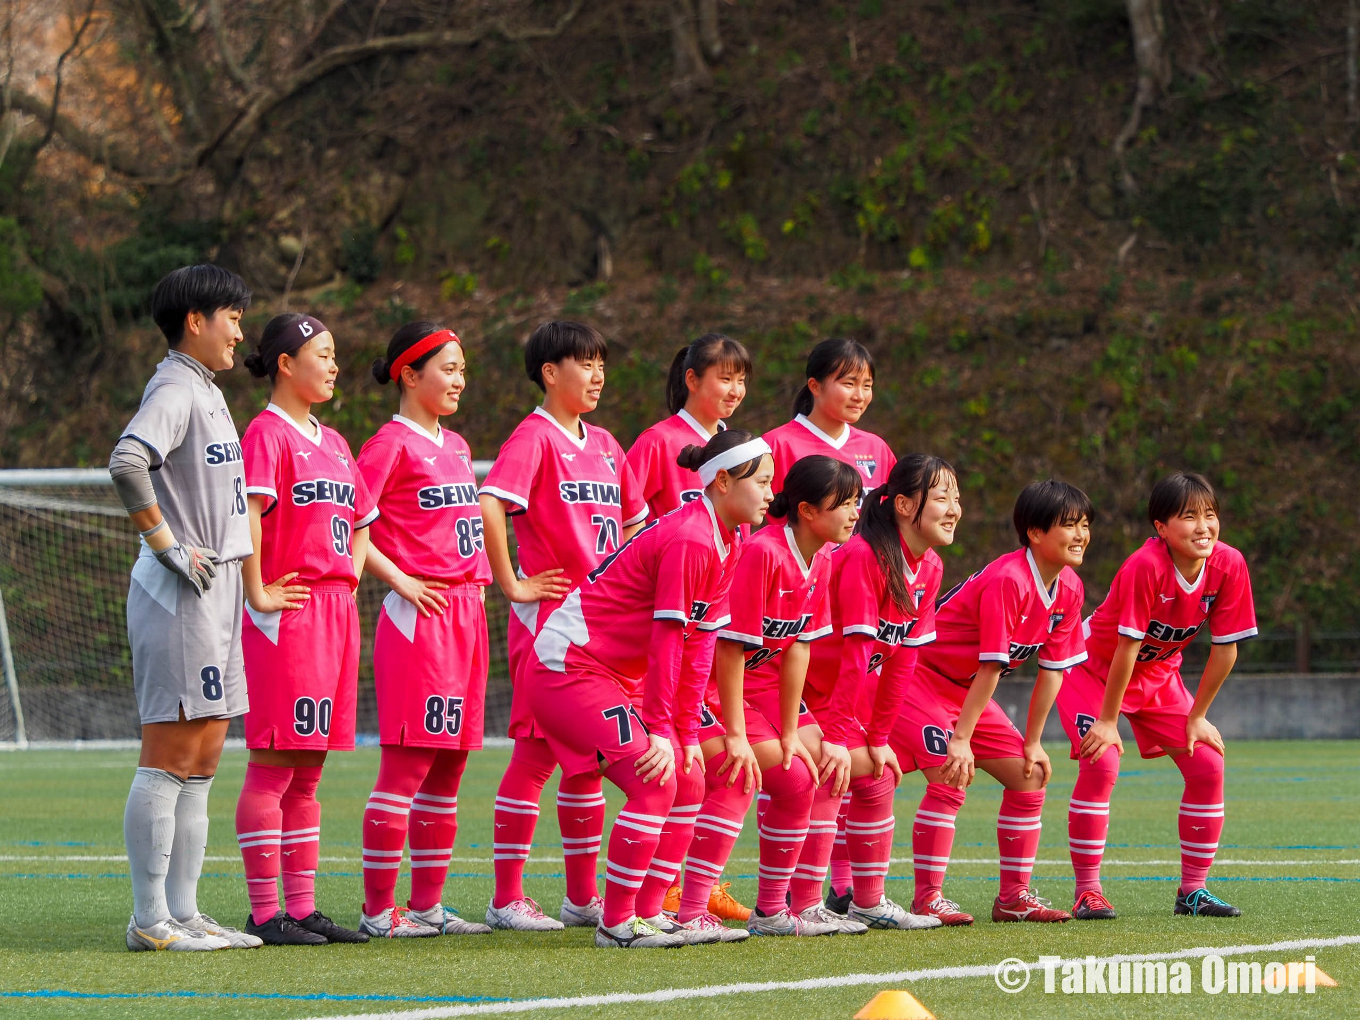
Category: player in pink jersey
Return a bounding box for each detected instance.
[763,338,895,524]
[478,321,648,932]
[667,456,861,939]
[525,429,774,948]
[626,332,757,923]
[626,332,751,520]
[789,455,954,934]
[235,313,377,946]
[900,480,1092,927]
[1056,472,1257,921]
[347,322,497,939]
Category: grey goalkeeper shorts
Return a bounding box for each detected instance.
[127,553,247,724]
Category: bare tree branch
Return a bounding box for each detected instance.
[7,87,147,177]
[208,0,252,90]
[1113,0,1172,195]
[11,0,99,190]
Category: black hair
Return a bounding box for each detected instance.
[1148,471,1219,526]
[150,264,251,345]
[676,428,766,481]
[792,337,875,417]
[1013,479,1095,547]
[243,313,320,381]
[524,320,608,392]
[371,321,454,387]
[665,333,753,414]
[856,454,956,612]
[768,455,863,521]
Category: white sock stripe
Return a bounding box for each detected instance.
[562,848,600,856]
[851,865,891,876]
[361,861,403,870]
[280,826,321,836]
[694,817,745,836]
[237,838,281,849]
[605,874,645,889]
[409,847,454,857]
[605,859,649,877]
[492,805,540,817]
[364,802,410,816]
[279,835,321,846]
[792,866,828,879]
[615,818,664,836]
[683,857,726,875]
[912,854,953,864]
[246,877,276,884]
[492,842,533,851]
[363,848,404,858]
[285,869,317,878]
[1069,847,1106,855]
[757,826,810,839]
[758,867,798,879]
[409,860,452,868]
[1180,848,1219,859]
[915,809,959,822]
[1179,801,1224,810]
[235,828,282,840]
[808,822,839,834]
[561,836,602,845]
[648,858,683,871]
[840,794,853,804]
[492,853,531,861]
[411,793,458,805]
[1180,840,1221,850]
[1069,807,1110,815]
[369,791,414,806]
[756,792,771,803]
[913,817,955,829]
[999,855,1037,866]
[556,797,607,807]
[1068,798,1110,809]
[495,796,541,809]
[618,810,668,824]
[845,820,896,834]
[645,867,679,880]
[996,813,1044,824]
[409,804,458,815]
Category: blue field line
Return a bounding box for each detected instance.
[1,990,510,1005]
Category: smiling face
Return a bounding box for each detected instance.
[403,341,465,418]
[1154,502,1220,564]
[1030,514,1092,569]
[181,307,245,371]
[800,490,861,546]
[688,362,747,423]
[716,454,776,527]
[809,364,874,425]
[278,331,338,403]
[544,356,605,415]
[898,470,962,550]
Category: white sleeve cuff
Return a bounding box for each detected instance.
[717,629,763,648]
[1211,627,1258,644]
[1038,652,1088,670]
[842,624,878,638]
[1117,625,1147,640]
[978,652,1011,663]
[623,507,649,528]
[797,625,834,643]
[903,631,937,647]
[355,507,380,529]
[477,484,529,513]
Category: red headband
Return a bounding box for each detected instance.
[389,329,459,382]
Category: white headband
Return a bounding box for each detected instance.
[697,438,772,486]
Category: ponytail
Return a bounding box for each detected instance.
[372,320,454,387]
[666,332,753,414]
[855,454,955,612]
[769,455,862,522]
[792,337,875,417]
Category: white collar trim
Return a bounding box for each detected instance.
[702,495,730,562]
[794,413,849,450]
[266,403,322,445]
[533,405,589,451]
[1025,548,1059,610]
[392,414,443,446]
[677,407,725,441]
[783,525,812,579]
[1164,542,1207,594]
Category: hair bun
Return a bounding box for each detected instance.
[676,444,705,471]
[243,350,268,378]
[768,492,790,518]
[370,356,391,385]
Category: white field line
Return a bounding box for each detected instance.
[296,934,1360,1020]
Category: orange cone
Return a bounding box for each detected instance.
[853,990,936,1019]
[1263,963,1338,990]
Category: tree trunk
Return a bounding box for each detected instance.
[698,0,722,61]
[669,0,711,92]
[1113,0,1171,194]
[1348,0,1358,124]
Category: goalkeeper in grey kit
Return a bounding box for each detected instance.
[107,264,261,951]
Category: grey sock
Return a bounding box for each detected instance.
[167,774,214,923]
[124,767,183,928]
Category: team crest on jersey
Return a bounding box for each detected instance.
[912,588,924,610]
[855,457,877,478]
[457,452,471,470]
[602,452,617,474]
[1200,590,1218,614]
[1048,610,1065,633]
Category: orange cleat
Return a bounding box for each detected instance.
[708,881,751,921]
[661,882,682,914]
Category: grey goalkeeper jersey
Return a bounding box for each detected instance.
[119,350,252,563]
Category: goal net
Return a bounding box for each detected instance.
[0,469,515,745]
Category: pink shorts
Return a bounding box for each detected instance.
[374,584,488,749]
[742,687,816,744]
[696,693,726,743]
[507,599,575,740]
[892,668,1024,770]
[1056,660,1196,759]
[242,585,358,751]
[800,683,868,750]
[523,656,654,779]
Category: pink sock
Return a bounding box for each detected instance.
[789,778,839,913]
[602,759,678,927]
[1175,746,1225,891]
[755,791,770,830]
[829,793,853,895]
[635,763,703,919]
[1069,754,1118,896]
[361,746,430,915]
[998,788,1045,902]
[755,756,815,915]
[492,738,555,907]
[409,750,467,911]
[557,772,606,905]
[236,763,292,925]
[678,753,753,921]
[847,772,895,909]
[281,766,322,919]
[912,782,965,911]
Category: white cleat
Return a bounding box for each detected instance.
[176,912,262,948]
[126,915,230,952]
[407,904,492,935]
[560,895,604,927]
[358,907,440,938]
[485,897,565,931]
[680,911,751,942]
[746,907,838,937]
[640,912,721,945]
[799,902,869,934]
[594,916,686,948]
[847,894,943,931]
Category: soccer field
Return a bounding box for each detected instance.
[1,741,1356,1020]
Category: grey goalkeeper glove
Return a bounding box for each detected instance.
[153,542,219,597]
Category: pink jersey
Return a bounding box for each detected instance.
[919,547,1087,685]
[242,405,377,586]
[356,416,492,585]
[717,524,833,696]
[1083,537,1257,686]
[806,533,942,744]
[479,407,647,585]
[626,410,727,519]
[534,496,737,736]
[763,415,896,520]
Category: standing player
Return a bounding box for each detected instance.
[1056,472,1256,920]
[792,456,955,933]
[354,322,496,938]
[527,430,774,948]
[109,264,259,951]
[899,480,1092,926]
[233,313,376,946]
[626,331,754,923]
[478,321,647,930]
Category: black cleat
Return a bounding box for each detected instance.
[1073,889,1117,920]
[289,909,370,943]
[1174,887,1241,917]
[244,911,328,946]
[823,888,853,916]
